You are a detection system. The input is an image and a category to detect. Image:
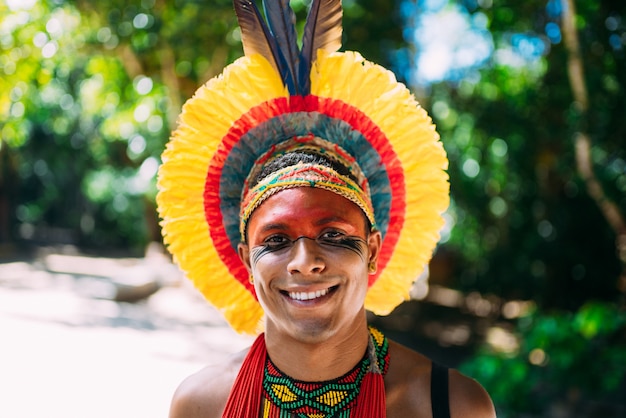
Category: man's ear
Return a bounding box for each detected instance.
[237,242,252,273]
[367,230,382,274]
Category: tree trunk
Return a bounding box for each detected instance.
[561,0,626,297]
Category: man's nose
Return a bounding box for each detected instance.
[287,236,326,275]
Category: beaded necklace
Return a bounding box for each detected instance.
[260,327,389,418]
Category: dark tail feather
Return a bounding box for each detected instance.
[263,0,300,94]
[299,0,343,93]
[233,0,289,83]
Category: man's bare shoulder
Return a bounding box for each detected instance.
[448,368,496,418]
[384,339,495,418]
[385,340,433,417]
[168,348,248,418]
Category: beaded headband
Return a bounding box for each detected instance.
[156,0,450,334]
[240,162,377,240]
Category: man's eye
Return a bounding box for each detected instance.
[320,230,344,241]
[264,235,290,246]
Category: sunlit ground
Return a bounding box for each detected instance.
[0,254,254,418]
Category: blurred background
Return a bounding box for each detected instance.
[1,0,625,417]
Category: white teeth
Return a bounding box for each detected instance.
[289,288,330,301]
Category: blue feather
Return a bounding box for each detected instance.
[299,0,343,93]
[234,0,289,81]
[262,0,300,94]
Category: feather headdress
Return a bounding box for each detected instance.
[157,0,449,334]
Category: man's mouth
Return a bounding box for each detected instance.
[286,286,336,301]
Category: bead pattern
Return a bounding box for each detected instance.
[261,327,389,417]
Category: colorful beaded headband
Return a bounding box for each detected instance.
[156,0,450,334]
[240,162,377,240]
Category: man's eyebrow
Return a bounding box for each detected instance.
[257,216,352,232]
[313,216,351,226]
[257,222,289,233]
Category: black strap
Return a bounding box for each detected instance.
[431,362,451,418]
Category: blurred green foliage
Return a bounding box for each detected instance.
[1,0,178,249]
[461,302,626,416]
[427,0,625,312]
[415,0,626,415]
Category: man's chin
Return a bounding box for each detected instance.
[275,318,338,343]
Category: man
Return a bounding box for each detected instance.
[157,1,496,416]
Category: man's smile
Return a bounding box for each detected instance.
[281,285,339,302]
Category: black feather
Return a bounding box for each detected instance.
[263,0,300,94]
[233,0,286,79]
[299,0,343,93]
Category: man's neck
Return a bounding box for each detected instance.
[264,320,371,382]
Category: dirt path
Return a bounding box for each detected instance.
[0,254,253,418]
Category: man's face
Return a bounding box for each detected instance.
[238,187,381,342]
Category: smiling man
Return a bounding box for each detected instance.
[157,1,495,417]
